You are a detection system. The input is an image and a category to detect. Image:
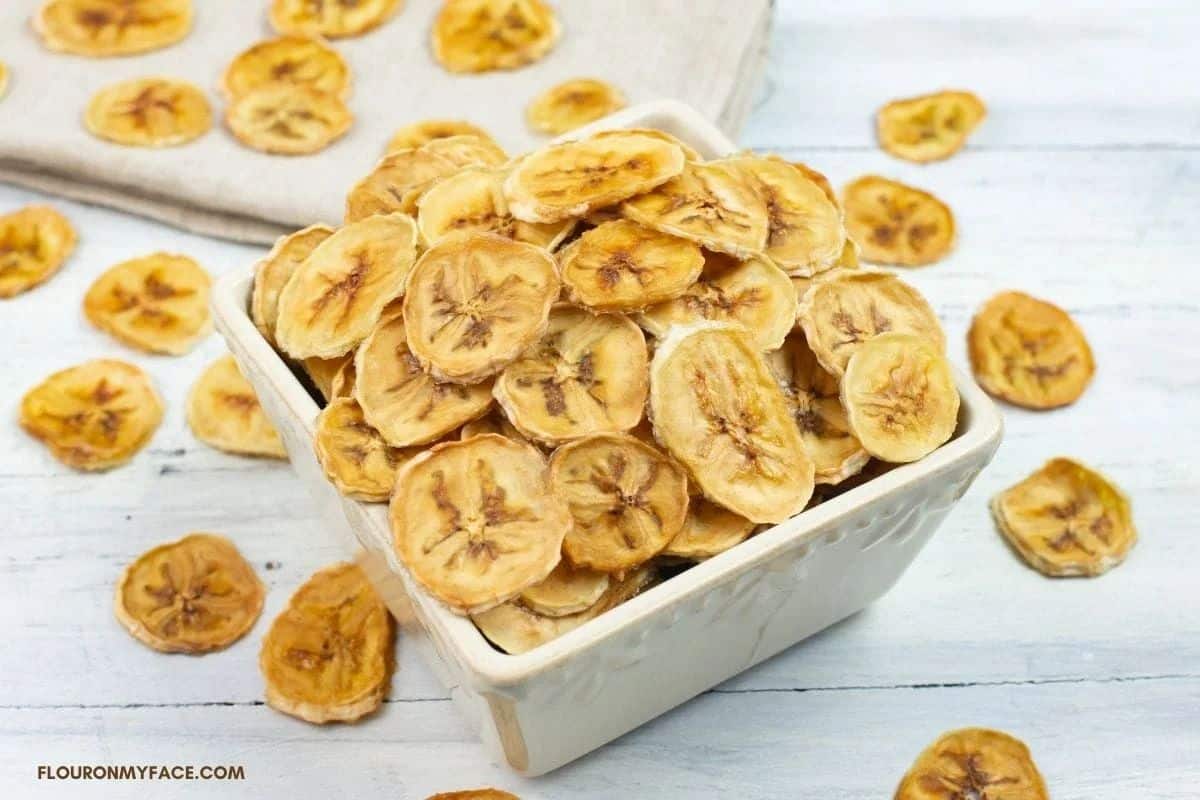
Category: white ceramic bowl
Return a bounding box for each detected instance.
[212,101,1004,776]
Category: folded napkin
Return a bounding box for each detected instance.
[0,0,771,244]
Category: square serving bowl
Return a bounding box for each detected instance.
[212,101,1004,776]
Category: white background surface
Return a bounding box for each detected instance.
[2,1,1199,798]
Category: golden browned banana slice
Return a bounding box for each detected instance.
[505,131,686,223]
[432,0,560,74]
[187,355,287,459]
[526,78,627,135]
[878,90,987,164]
[84,77,211,148]
[840,333,959,463]
[661,498,755,560]
[459,410,529,444]
[269,0,401,38]
[0,205,76,299]
[275,213,417,359]
[251,224,335,345]
[403,232,560,384]
[494,307,647,444]
[302,353,351,402]
[20,359,163,471]
[226,85,352,155]
[968,291,1095,409]
[518,561,610,617]
[390,435,570,614]
[83,252,212,355]
[842,175,955,266]
[314,398,412,501]
[426,791,520,800]
[559,220,704,312]
[895,727,1049,800]
[593,127,703,161]
[114,533,264,654]
[416,167,573,250]
[35,0,193,57]
[798,269,945,377]
[221,35,351,101]
[991,458,1135,578]
[421,135,508,169]
[650,322,813,523]
[260,562,394,723]
[638,251,796,351]
[387,119,498,153]
[345,148,461,222]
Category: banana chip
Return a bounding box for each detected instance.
[275,213,417,359]
[390,435,570,614]
[505,131,686,223]
[329,354,357,398]
[35,0,193,57]
[345,149,461,222]
[968,291,1095,409]
[314,398,412,501]
[221,35,351,101]
[115,533,264,654]
[403,233,560,383]
[0,205,77,299]
[416,167,573,250]
[991,458,1135,577]
[432,0,560,74]
[421,135,509,169]
[519,561,610,617]
[226,85,352,155]
[269,0,401,38]
[789,161,837,207]
[661,498,755,560]
[842,176,955,267]
[302,353,351,402]
[187,355,287,459]
[527,78,627,135]
[895,727,1048,800]
[251,224,335,345]
[20,359,163,471]
[650,323,813,523]
[878,90,987,163]
[494,306,648,444]
[387,119,498,153]
[841,333,959,463]
[593,127,702,161]
[459,410,529,444]
[84,252,212,355]
[85,77,211,148]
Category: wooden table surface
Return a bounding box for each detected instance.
[2,2,1198,797]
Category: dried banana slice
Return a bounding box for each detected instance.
[593,127,702,161]
[35,0,193,57]
[314,398,412,501]
[427,791,519,800]
[494,306,648,444]
[650,322,813,523]
[260,562,394,724]
[991,458,1135,577]
[895,727,1049,800]
[269,0,401,38]
[0,205,77,299]
[221,35,351,101]
[789,161,837,207]
[842,175,955,267]
[226,85,352,155]
[84,77,211,148]
[20,359,163,471]
[302,354,351,402]
[115,533,264,654]
[661,498,755,560]
[798,269,945,377]
[527,78,627,135]
[505,132,686,223]
[403,233,560,384]
[251,224,335,345]
[345,149,460,222]
[878,90,987,163]
[559,220,704,311]
[518,561,610,617]
[459,410,528,444]
[638,252,796,351]
[841,333,959,463]
[387,119,498,153]
[187,355,287,459]
[432,0,560,74]
[275,213,417,359]
[968,291,1095,409]
[390,435,571,614]
[83,252,212,355]
[421,135,508,169]
[416,167,573,250]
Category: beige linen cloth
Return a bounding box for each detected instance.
[0,0,771,244]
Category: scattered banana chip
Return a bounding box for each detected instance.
[387,119,497,153]
[895,727,1048,800]
[114,533,264,654]
[269,0,401,38]
[221,35,351,101]
[649,322,813,523]
[878,90,987,163]
[390,435,571,614]
[991,458,1135,577]
[187,355,287,459]
[251,224,335,346]
[841,333,959,463]
[345,149,462,222]
[518,561,610,617]
[661,498,756,560]
[226,85,352,155]
[83,252,212,355]
[494,306,648,444]
[260,562,394,723]
[842,176,955,267]
[84,77,211,148]
[275,213,418,359]
[505,131,686,223]
[416,167,573,250]
[0,205,77,299]
[314,398,412,501]
[20,359,163,471]
[968,291,1095,409]
[421,135,508,169]
[427,791,519,800]
[35,0,193,57]
[302,353,352,402]
[432,0,560,74]
[403,232,560,384]
[527,78,628,135]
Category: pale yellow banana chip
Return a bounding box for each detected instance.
[895,727,1049,800]
[84,77,211,148]
[226,85,352,155]
[186,355,287,459]
[877,90,987,163]
[527,78,627,135]
[345,149,461,222]
[269,0,401,38]
[314,398,412,501]
[35,0,193,57]
[251,224,335,346]
[416,167,573,249]
[842,175,955,266]
[788,161,837,207]
[221,35,351,101]
[518,561,610,617]
[661,498,755,560]
[0,205,77,299]
[432,0,560,74]
[593,127,702,161]
[387,119,498,154]
[302,353,352,402]
[421,135,508,169]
